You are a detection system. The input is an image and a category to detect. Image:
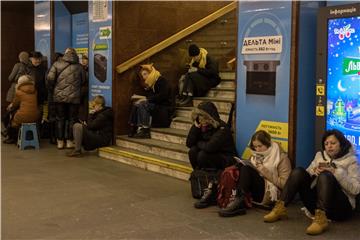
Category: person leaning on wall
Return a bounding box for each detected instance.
[264,129,360,235]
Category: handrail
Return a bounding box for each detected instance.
[116,1,237,74]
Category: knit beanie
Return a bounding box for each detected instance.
[18,51,29,64]
[188,44,200,57]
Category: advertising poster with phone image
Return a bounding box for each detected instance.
[326,16,360,155]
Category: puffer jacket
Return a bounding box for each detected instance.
[11,78,40,128]
[186,101,236,157]
[307,148,360,209]
[47,51,85,104]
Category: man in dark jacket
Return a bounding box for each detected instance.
[67,95,113,157]
[178,44,221,107]
[186,101,236,208]
[47,48,85,149]
[29,51,47,106]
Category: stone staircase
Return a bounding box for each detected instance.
[99,10,237,181]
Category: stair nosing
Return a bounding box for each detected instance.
[193,97,235,102]
[116,135,188,153]
[176,106,229,115]
[151,128,188,137]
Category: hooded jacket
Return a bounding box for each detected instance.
[186,101,236,156]
[307,148,360,209]
[47,51,85,104]
[11,75,40,127]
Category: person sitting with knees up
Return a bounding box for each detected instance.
[219,130,291,217]
[67,95,113,157]
[186,101,236,209]
[128,64,174,138]
[264,129,360,235]
[177,44,221,107]
[3,75,40,144]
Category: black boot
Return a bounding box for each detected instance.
[3,127,17,144]
[128,125,138,137]
[178,96,193,107]
[218,189,246,217]
[194,182,217,209]
[133,127,151,139]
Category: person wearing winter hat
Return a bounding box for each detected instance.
[6,51,31,103]
[264,129,360,235]
[186,101,236,208]
[218,130,291,217]
[128,64,174,138]
[3,75,40,144]
[47,47,86,149]
[177,44,221,107]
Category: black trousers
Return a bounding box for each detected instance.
[281,167,353,221]
[55,103,79,140]
[237,165,265,203]
[188,146,233,170]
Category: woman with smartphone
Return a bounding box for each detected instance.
[219,130,291,217]
[264,129,360,235]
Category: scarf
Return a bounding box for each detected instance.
[250,142,282,202]
[190,48,208,69]
[141,64,161,91]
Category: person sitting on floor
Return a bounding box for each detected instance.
[3,75,40,144]
[128,64,174,138]
[186,101,236,209]
[67,95,113,157]
[263,129,360,235]
[177,44,221,107]
[218,130,291,217]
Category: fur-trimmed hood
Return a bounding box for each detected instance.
[16,75,35,93]
[191,101,221,128]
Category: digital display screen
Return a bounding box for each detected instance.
[327,16,360,155]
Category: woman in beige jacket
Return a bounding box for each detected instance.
[264,129,360,235]
[219,130,292,217]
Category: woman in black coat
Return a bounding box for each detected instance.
[128,64,174,138]
[178,44,221,107]
[67,95,113,157]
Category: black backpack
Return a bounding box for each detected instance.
[189,169,221,199]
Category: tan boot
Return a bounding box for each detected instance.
[57,140,64,149]
[264,200,288,222]
[306,209,329,235]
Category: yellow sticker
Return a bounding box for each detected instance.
[316,85,325,96]
[316,106,325,116]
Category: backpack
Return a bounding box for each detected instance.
[217,165,240,208]
[189,169,221,199]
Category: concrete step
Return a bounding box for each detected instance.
[116,135,189,163]
[193,97,234,112]
[175,107,230,122]
[217,79,235,88]
[151,128,188,145]
[219,72,236,80]
[99,146,191,181]
[207,87,235,99]
[170,117,192,131]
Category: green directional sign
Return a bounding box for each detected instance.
[100,28,111,38]
[343,57,360,75]
[94,43,108,51]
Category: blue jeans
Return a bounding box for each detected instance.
[129,100,155,127]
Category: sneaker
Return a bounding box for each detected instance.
[133,128,151,139]
[66,149,83,158]
[57,140,65,149]
[194,184,217,209]
[66,140,75,149]
[218,189,247,217]
[178,96,193,107]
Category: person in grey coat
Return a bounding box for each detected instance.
[6,51,31,103]
[47,48,85,149]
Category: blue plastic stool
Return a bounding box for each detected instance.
[17,123,40,150]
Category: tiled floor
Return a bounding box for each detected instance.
[2,142,359,239]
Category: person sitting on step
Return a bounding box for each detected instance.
[128,64,174,138]
[67,95,113,157]
[218,130,291,217]
[177,44,221,107]
[263,129,360,235]
[3,75,40,144]
[186,101,236,209]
